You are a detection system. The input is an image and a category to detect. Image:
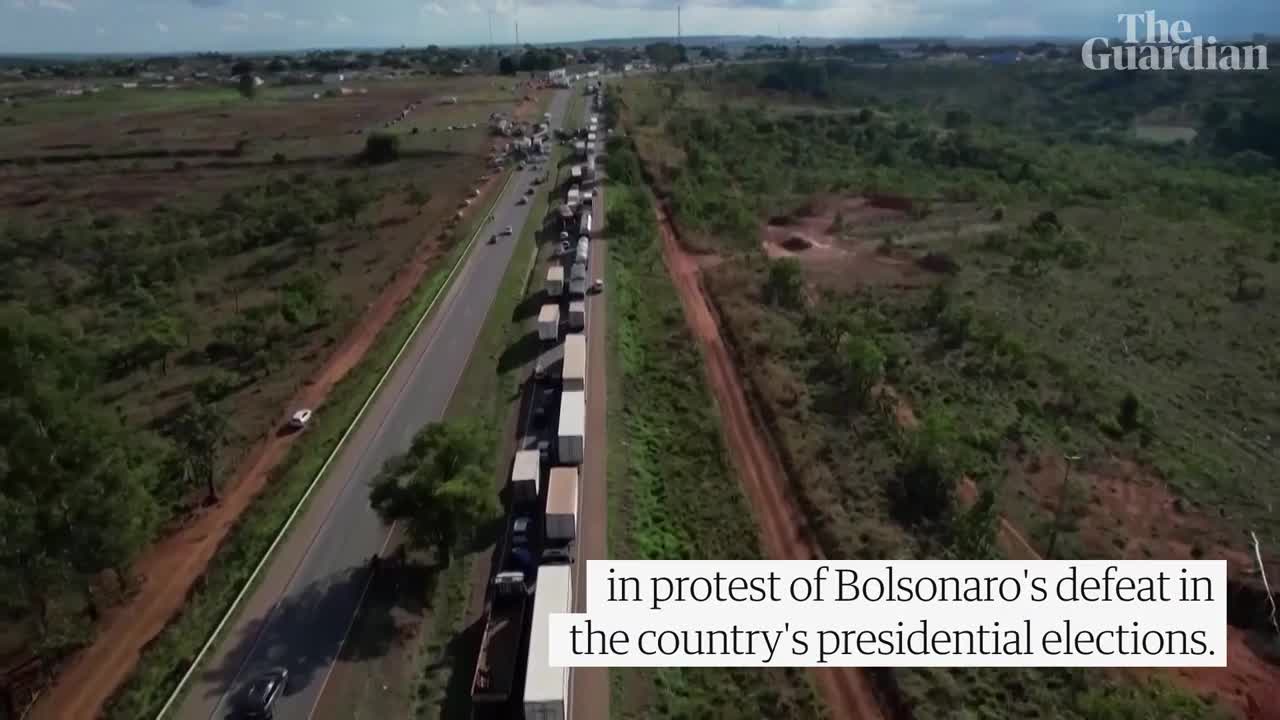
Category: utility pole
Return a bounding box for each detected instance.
[515,20,520,47]
[677,3,682,46]
[488,11,493,47]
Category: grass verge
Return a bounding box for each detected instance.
[103,169,514,720]
[602,180,825,719]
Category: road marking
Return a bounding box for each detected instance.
[304,523,397,720]
[155,166,518,720]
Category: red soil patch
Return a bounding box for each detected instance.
[657,203,889,720]
[25,171,505,720]
[888,379,1280,719]
[1011,454,1280,719]
[761,196,937,289]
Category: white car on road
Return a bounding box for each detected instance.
[288,409,313,430]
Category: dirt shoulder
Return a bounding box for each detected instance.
[653,202,888,720]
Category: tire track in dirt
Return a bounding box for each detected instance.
[653,204,888,720]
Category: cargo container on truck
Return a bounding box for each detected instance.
[544,467,579,551]
[545,266,564,297]
[567,300,586,331]
[556,390,585,465]
[571,165,582,181]
[510,449,541,505]
[566,187,580,207]
[574,242,588,266]
[568,263,587,298]
[471,566,533,706]
[537,304,560,342]
[562,334,586,392]
[524,564,572,720]
[580,212,593,238]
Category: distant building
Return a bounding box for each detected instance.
[987,51,1022,65]
[322,72,345,84]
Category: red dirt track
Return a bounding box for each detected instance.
[654,204,887,720]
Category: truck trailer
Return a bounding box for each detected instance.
[545,266,564,297]
[568,263,587,298]
[471,568,532,706]
[567,300,586,331]
[556,391,585,465]
[510,449,541,505]
[544,467,579,550]
[537,304,560,342]
[562,334,586,392]
[524,564,572,720]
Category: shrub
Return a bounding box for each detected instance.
[363,132,401,163]
[272,152,286,165]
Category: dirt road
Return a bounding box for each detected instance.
[26,174,504,720]
[654,204,887,720]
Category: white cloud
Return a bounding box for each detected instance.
[263,10,286,21]
[11,0,29,10]
[155,20,168,32]
[422,1,448,16]
[228,10,249,22]
[326,12,352,29]
[464,0,482,12]
[37,0,74,13]
[493,0,515,16]
[293,18,313,28]
[95,25,105,35]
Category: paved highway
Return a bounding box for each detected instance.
[176,87,573,720]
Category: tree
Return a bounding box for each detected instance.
[891,408,960,527]
[499,56,516,75]
[840,334,886,404]
[230,59,255,77]
[0,308,161,649]
[237,73,258,99]
[944,109,972,129]
[362,132,401,163]
[171,401,229,502]
[763,258,804,308]
[369,421,499,565]
[645,42,683,71]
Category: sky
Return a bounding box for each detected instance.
[1,0,1277,55]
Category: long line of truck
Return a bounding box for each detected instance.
[472,138,604,719]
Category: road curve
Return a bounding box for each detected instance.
[176,88,573,720]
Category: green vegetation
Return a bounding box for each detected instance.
[370,421,500,566]
[0,173,380,659]
[604,171,824,719]
[615,62,1271,717]
[99,174,511,720]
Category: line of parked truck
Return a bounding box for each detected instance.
[470,100,605,719]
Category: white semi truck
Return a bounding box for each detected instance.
[537,304,560,342]
[523,564,572,720]
[556,391,585,465]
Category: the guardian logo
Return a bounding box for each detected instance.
[1082,11,1268,71]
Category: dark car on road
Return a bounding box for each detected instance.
[232,668,288,719]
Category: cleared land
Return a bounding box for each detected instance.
[614,60,1280,719]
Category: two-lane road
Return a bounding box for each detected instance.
[176,88,572,720]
